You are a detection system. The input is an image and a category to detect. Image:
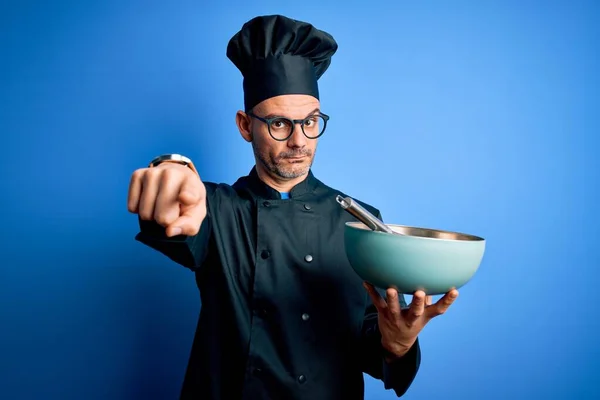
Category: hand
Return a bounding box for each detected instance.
[127,162,207,237]
[364,282,459,359]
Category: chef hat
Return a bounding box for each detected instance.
[226,15,338,111]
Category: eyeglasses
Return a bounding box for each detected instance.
[247,111,330,141]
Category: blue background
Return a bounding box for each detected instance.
[1,1,598,399]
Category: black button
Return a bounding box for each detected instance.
[297,374,306,384]
[258,308,268,318]
[261,250,270,259]
[301,313,310,321]
[253,367,263,376]
[303,204,311,210]
[263,201,271,207]
[304,254,313,263]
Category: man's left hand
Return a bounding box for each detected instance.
[364,282,459,360]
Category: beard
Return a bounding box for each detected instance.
[252,141,315,179]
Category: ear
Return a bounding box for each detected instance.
[236,111,252,143]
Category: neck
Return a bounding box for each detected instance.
[254,163,308,193]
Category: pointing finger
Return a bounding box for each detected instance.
[166,201,207,237]
[178,177,204,206]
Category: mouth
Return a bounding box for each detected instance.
[283,155,307,162]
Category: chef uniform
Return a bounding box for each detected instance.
[136,15,421,400]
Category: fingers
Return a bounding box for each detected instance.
[405,290,427,325]
[386,288,402,323]
[425,295,433,307]
[153,171,182,227]
[364,282,387,311]
[166,172,206,236]
[127,169,144,213]
[178,177,204,206]
[166,201,207,237]
[425,289,459,319]
[127,163,206,236]
[137,170,160,221]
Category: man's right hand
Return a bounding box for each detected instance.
[127,162,207,237]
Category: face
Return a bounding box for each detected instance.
[237,94,321,180]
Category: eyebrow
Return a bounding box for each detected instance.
[263,108,320,119]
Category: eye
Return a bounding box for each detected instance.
[270,118,291,130]
[303,116,320,129]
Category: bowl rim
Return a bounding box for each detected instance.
[344,221,485,242]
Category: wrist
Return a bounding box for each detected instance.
[382,340,414,362]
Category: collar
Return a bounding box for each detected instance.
[241,166,319,200]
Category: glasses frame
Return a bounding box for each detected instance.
[247,111,330,141]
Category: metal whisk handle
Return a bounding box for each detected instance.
[336,195,394,234]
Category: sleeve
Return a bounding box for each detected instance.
[358,210,421,397]
[359,291,421,397]
[134,185,215,271]
[135,216,211,270]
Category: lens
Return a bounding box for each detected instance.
[302,115,326,138]
[268,118,294,140]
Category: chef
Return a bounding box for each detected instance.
[128,14,459,400]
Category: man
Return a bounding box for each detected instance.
[127,15,458,400]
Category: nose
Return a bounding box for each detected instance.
[287,123,308,148]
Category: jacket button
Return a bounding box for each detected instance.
[253,367,263,376]
[303,204,311,210]
[301,313,310,321]
[304,254,313,263]
[263,201,271,207]
[261,250,270,259]
[297,374,306,384]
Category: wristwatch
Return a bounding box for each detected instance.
[148,153,198,175]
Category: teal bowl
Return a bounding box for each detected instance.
[344,222,486,295]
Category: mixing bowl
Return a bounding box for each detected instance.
[344,222,485,295]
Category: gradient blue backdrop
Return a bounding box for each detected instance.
[1,1,598,399]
